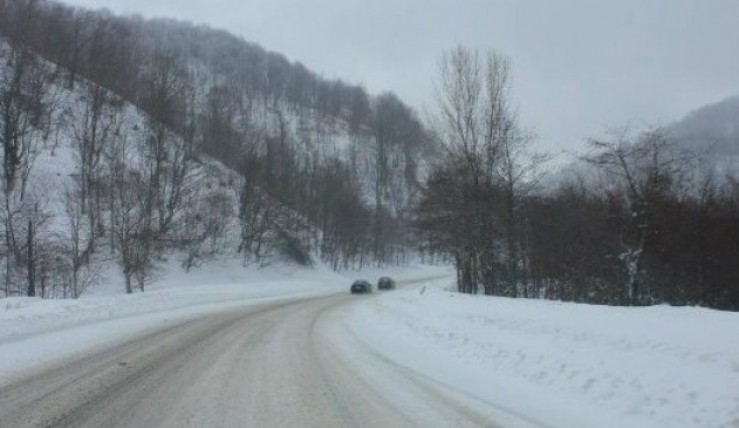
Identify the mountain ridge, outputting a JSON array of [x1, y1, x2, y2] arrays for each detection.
[[668, 94, 739, 156]]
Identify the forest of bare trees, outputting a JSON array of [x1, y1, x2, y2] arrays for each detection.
[[417, 47, 739, 311], [0, 0, 431, 298]]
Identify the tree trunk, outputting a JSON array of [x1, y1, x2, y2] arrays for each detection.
[[124, 270, 133, 294], [26, 217, 35, 297]]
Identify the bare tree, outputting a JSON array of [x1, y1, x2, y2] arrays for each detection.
[[107, 132, 152, 294], [66, 83, 124, 259], [238, 156, 275, 266], [0, 2, 56, 296], [585, 127, 692, 305], [60, 184, 103, 298], [424, 46, 532, 295], [140, 48, 193, 241], [181, 187, 234, 271]]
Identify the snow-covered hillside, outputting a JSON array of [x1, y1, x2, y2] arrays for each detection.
[[6, 49, 245, 297], [346, 280, 739, 428], [1, 1, 435, 300]]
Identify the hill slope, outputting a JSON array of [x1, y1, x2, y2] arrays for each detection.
[[0, 0, 434, 298], [669, 95, 739, 157]]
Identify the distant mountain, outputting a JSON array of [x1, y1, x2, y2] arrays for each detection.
[[545, 95, 739, 190], [668, 96, 739, 157]]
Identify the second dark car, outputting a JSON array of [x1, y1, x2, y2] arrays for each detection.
[[377, 276, 396, 290]]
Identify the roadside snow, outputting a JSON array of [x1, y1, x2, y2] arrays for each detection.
[[0, 258, 349, 386], [346, 280, 739, 428], [0, 259, 450, 389], [0, 258, 343, 340]]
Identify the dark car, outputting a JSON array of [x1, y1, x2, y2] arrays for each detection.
[[350, 280, 372, 294], [377, 276, 396, 290]]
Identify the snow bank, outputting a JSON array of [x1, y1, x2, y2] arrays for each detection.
[[346, 280, 739, 428]]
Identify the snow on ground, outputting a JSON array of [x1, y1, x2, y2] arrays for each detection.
[[10, 259, 731, 428], [0, 258, 449, 388], [345, 279, 739, 428], [0, 257, 347, 386]]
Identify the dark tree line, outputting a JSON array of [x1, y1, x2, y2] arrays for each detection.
[[417, 47, 739, 311]]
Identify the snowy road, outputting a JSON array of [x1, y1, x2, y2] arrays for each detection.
[[0, 286, 507, 428]]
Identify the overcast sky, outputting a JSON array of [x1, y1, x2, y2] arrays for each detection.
[[64, 0, 739, 154]]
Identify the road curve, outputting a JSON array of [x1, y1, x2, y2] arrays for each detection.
[[0, 290, 502, 428]]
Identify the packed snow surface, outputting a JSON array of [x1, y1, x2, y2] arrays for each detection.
[[346, 280, 739, 428]]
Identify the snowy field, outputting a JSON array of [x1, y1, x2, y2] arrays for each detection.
[[346, 279, 739, 428]]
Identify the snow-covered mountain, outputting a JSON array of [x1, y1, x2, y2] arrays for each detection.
[[668, 95, 739, 162]]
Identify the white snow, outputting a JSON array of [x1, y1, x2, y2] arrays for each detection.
[[345, 279, 739, 428], [0, 258, 450, 389], [3, 261, 735, 428], [0, 257, 349, 386]]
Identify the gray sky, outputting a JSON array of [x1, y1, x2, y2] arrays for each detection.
[[65, 0, 739, 154]]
